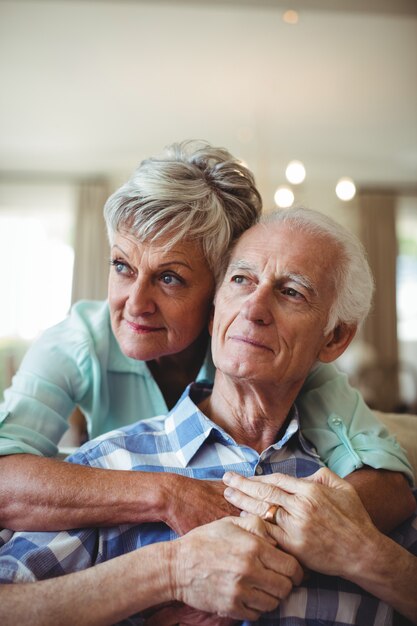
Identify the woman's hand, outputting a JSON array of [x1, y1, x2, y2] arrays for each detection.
[[161, 475, 240, 535], [167, 514, 304, 622], [223, 467, 382, 579]]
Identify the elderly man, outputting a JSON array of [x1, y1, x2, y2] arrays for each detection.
[[0, 207, 416, 626]]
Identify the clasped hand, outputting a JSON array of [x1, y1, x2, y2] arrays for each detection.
[[223, 467, 379, 578]]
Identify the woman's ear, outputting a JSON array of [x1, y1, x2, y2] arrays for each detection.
[[208, 304, 215, 336], [318, 323, 357, 363]]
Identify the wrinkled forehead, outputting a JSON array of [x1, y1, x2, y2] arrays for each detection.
[[225, 220, 340, 289]]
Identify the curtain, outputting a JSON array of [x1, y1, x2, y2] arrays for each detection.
[[71, 179, 110, 304], [359, 191, 399, 411]]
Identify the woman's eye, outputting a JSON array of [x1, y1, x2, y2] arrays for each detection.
[[231, 275, 248, 284], [110, 259, 133, 276], [111, 260, 126, 273], [159, 272, 183, 286]]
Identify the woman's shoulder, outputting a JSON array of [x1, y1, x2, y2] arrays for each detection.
[[21, 300, 111, 373]]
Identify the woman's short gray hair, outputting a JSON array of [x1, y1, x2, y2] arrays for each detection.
[[104, 140, 262, 277], [260, 207, 375, 333]]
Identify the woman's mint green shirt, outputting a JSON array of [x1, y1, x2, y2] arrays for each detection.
[[0, 300, 413, 482]]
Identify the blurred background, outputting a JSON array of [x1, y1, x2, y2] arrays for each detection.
[[0, 0, 416, 413]]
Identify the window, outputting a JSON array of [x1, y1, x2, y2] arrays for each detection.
[[0, 181, 76, 393], [396, 196, 417, 410], [397, 197, 417, 342]]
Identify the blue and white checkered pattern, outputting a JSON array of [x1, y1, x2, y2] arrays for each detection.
[[0, 382, 416, 626]]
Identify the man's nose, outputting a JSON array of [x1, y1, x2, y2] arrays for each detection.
[[240, 285, 273, 325], [126, 278, 157, 316]]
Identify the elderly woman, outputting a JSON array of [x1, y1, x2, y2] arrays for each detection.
[[0, 141, 412, 534], [1, 208, 415, 626]]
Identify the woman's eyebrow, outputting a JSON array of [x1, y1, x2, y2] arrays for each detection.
[[112, 244, 129, 257], [158, 260, 193, 270], [227, 260, 256, 273]]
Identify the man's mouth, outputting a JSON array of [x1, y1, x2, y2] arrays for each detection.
[[229, 334, 273, 352]]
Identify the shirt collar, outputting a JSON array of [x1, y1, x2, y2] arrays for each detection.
[[168, 383, 313, 467]]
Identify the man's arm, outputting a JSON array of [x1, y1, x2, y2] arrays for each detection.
[[223, 468, 417, 625], [0, 516, 304, 626], [0, 454, 237, 532]]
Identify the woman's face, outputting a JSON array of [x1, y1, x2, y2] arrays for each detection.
[[108, 231, 215, 361]]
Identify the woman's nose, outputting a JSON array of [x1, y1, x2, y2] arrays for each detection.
[[126, 279, 157, 316], [240, 286, 273, 325]]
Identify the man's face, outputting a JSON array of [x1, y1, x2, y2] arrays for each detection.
[[211, 221, 343, 387]]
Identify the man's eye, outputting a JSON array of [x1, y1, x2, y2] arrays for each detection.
[[160, 272, 183, 286], [282, 287, 301, 298]]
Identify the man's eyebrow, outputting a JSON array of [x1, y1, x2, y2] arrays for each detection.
[[227, 260, 318, 295], [283, 272, 318, 296]]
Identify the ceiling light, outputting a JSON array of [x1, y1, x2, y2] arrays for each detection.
[[285, 160, 306, 185], [335, 177, 356, 201], [274, 186, 294, 208], [282, 10, 299, 24]]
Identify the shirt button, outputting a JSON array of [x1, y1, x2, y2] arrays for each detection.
[[255, 466, 263, 475], [331, 417, 342, 426]]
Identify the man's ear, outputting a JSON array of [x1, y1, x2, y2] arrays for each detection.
[[318, 323, 357, 363]]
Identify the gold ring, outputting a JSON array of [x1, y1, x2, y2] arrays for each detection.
[[263, 504, 279, 523]]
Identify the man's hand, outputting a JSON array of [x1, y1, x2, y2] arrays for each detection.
[[161, 475, 240, 535], [223, 468, 383, 578], [166, 515, 304, 622]]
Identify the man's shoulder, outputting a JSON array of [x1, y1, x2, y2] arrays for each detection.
[[67, 383, 211, 469], [67, 413, 169, 467]]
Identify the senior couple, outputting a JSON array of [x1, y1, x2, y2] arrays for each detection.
[[0, 141, 416, 625]]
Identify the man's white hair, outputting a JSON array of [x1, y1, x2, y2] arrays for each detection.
[[260, 207, 374, 333]]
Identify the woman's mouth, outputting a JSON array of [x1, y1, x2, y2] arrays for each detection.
[[125, 320, 165, 334]]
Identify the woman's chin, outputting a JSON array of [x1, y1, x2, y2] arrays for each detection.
[[119, 339, 163, 362]]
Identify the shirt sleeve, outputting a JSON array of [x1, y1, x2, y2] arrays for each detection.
[[298, 362, 415, 484], [0, 527, 98, 583], [0, 314, 93, 458]]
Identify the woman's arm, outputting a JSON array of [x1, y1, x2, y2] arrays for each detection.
[[299, 363, 414, 482], [298, 362, 415, 530], [0, 454, 237, 532], [343, 466, 416, 532], [223, 468, 417, 625], [0, 516, 304, 626], [0, 301, 234, 533]]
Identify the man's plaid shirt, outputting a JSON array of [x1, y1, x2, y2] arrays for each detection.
[[0, 382, 416, 625]]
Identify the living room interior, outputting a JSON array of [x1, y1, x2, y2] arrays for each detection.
[[0, 0, 416, 466]]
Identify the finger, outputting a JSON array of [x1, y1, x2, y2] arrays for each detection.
[[225, 483, 297, 520], [240, 585, 282, 614], [305, 467, 346, 490], [224, 473, 287, 505], [262, 518, 298, 568], [227, 514, 276, 545], [224, 487, 272, 518], [258, 543, 304, 587], [224, 471, 313, 498]]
